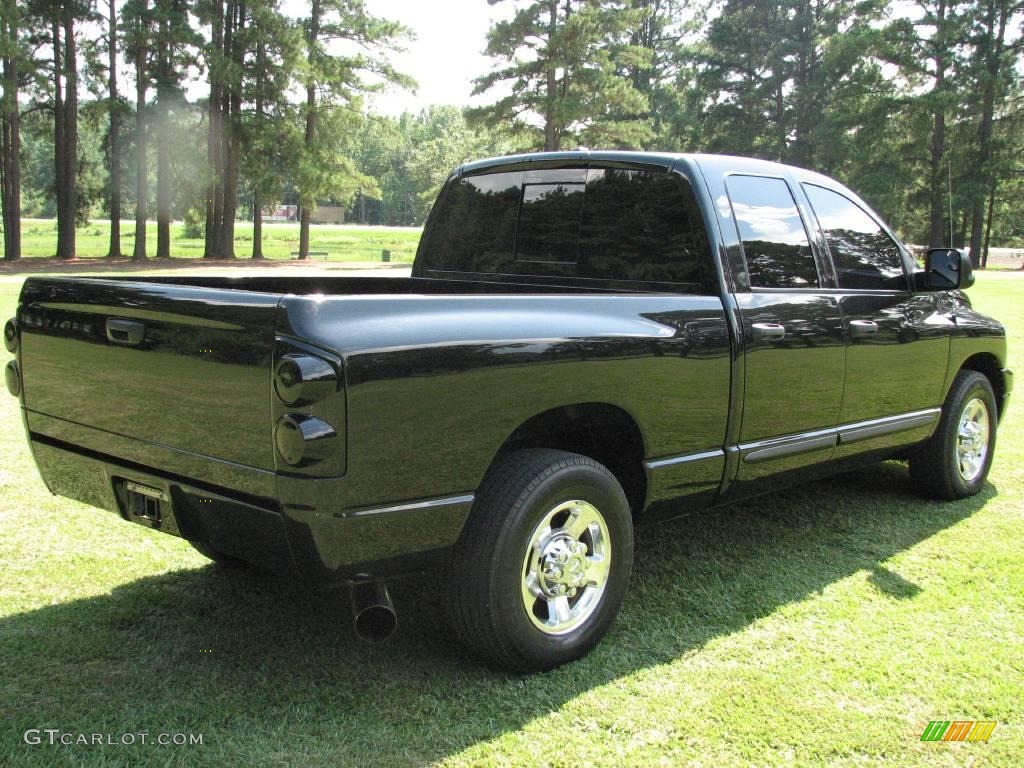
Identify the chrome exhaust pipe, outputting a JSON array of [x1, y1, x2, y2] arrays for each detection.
[[350, 581, 397, 642]]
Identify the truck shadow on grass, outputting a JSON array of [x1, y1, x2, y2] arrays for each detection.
[[0, 461, 994, 766]]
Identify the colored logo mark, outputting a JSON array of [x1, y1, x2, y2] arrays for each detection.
[[921, 720, 996, 742]]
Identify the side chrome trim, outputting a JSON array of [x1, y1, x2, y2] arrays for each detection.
[[338, 493, 475, 519], [738, 407, 942, 465], [744, 434, 836, 464], [838, 408, 940, 445], [644, 448, 725, 471]]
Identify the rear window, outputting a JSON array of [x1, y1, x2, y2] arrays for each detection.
[[725, 175, 818, 288], [516, 172, 587, 265], [420, 165, 711, 291], [422, 171, 521, 273], [580, 168, 706, 284]]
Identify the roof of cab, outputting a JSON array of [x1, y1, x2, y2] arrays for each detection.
[[457, 150, 823, 180]]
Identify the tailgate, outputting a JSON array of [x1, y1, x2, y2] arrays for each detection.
[[17, 277, 280, 470]]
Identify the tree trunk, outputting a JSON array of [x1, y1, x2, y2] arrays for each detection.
[[251, 38, 264, 260], [59, 3, 78, 259], [981, 178, 996, 268], [298, 0, 320, 260], [156, 6, 170, 259], [204, 0, 223, 258], [1, 4, 21, 261], [252, 190, 263, 259], [967, 0, 1008, 268], [543, 1, 558, 151], [790, 0, 816, 168], [927, 0, 948, 248], [107, 0, 122, 257], [53, 19, 66, 258], [298, 78, 314, 260], [133, 0, 148, 260], [218, 0, 243, 259]]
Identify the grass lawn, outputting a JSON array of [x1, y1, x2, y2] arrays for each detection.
[[4, 219, 421, 263], [0, 270, 1021, 766]]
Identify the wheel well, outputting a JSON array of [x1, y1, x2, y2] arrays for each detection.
[[960, 353, 1005, 417], [497, 404, 647, 514]]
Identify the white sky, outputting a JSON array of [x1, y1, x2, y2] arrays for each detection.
[[366, 0, 509, 115], [277, 0, 511, 116]]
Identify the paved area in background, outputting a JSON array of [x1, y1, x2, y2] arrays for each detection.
[[0, 260, 412, 281]]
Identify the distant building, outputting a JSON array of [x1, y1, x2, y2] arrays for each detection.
[[310, 206, 346, 225], [263, 204, 297, 222]]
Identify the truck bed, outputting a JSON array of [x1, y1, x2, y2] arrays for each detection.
[[15, 272, 732, 580]]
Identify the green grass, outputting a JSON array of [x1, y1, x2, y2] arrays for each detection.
[[0, 271, 1022, 766], [4, 219, 421, 262]]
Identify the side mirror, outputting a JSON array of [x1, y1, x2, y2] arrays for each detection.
[[917, 248, 974, 291]]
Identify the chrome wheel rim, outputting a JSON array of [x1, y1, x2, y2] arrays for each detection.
[[521, 500, 610, 636], [956, 397, 990, 483]]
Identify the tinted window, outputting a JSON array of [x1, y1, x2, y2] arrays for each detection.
[[420, 165, 712, 291], [516, 182, 586, 264], [580, 168, 707, 285], [421, 171, 522, 273], [803, 184, 905, 290], [726, 175, 818, 288]]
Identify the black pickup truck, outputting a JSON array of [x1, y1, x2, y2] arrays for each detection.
[[4, 152, 1011, 671]]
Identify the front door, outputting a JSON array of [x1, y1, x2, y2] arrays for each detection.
[[800, 183, 951, 456]]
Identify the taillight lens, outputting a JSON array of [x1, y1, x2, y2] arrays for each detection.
[[272, 339, 345, 476]]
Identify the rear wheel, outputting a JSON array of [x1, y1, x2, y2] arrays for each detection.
[[910, 370, 997, 499], [444, 449, 633, 672]]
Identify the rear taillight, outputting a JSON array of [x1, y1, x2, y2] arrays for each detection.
[[4, 318, 17, 397], [5, 360, 20, 397], [4, 318, 16, 353], [272, 339, 345, 476], [274, 354, 337, 406]]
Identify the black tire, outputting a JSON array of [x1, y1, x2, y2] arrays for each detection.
[[910, 370, 997, 500], [188, 540, 249, 568], [444, 449, 633, 672]]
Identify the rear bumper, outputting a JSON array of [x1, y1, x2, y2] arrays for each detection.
[[31, 435, 297, 576], [26, 416, 472, 583]]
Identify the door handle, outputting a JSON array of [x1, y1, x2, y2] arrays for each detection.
[[750, 322, 786, 342], [106, 318, 145, 346], [849, 320, 878, 338]]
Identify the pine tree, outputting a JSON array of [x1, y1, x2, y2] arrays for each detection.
[[123, 0, 150, 260], [104, 0, 124, 257], [48, 0, 92, 259], [965, 0, 1023, 266], [240, 1, 300, 259], [295, 0, 411, 260], [471, 0, 652, 151], [694, 0, 889, 167], [153, 0, 196, 258], [0, 0, 22, 260]]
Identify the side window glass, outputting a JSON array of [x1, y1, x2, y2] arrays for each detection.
[[579, 168, 708, 286], [803, 184, 906, 290], [725, 175, 818, 288]]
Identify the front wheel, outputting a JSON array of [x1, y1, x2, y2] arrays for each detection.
[[444, 449, 633, 672], [910, 370, 997, 499]]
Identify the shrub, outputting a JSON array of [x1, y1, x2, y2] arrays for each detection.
[[182, 207, 204, 239]]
